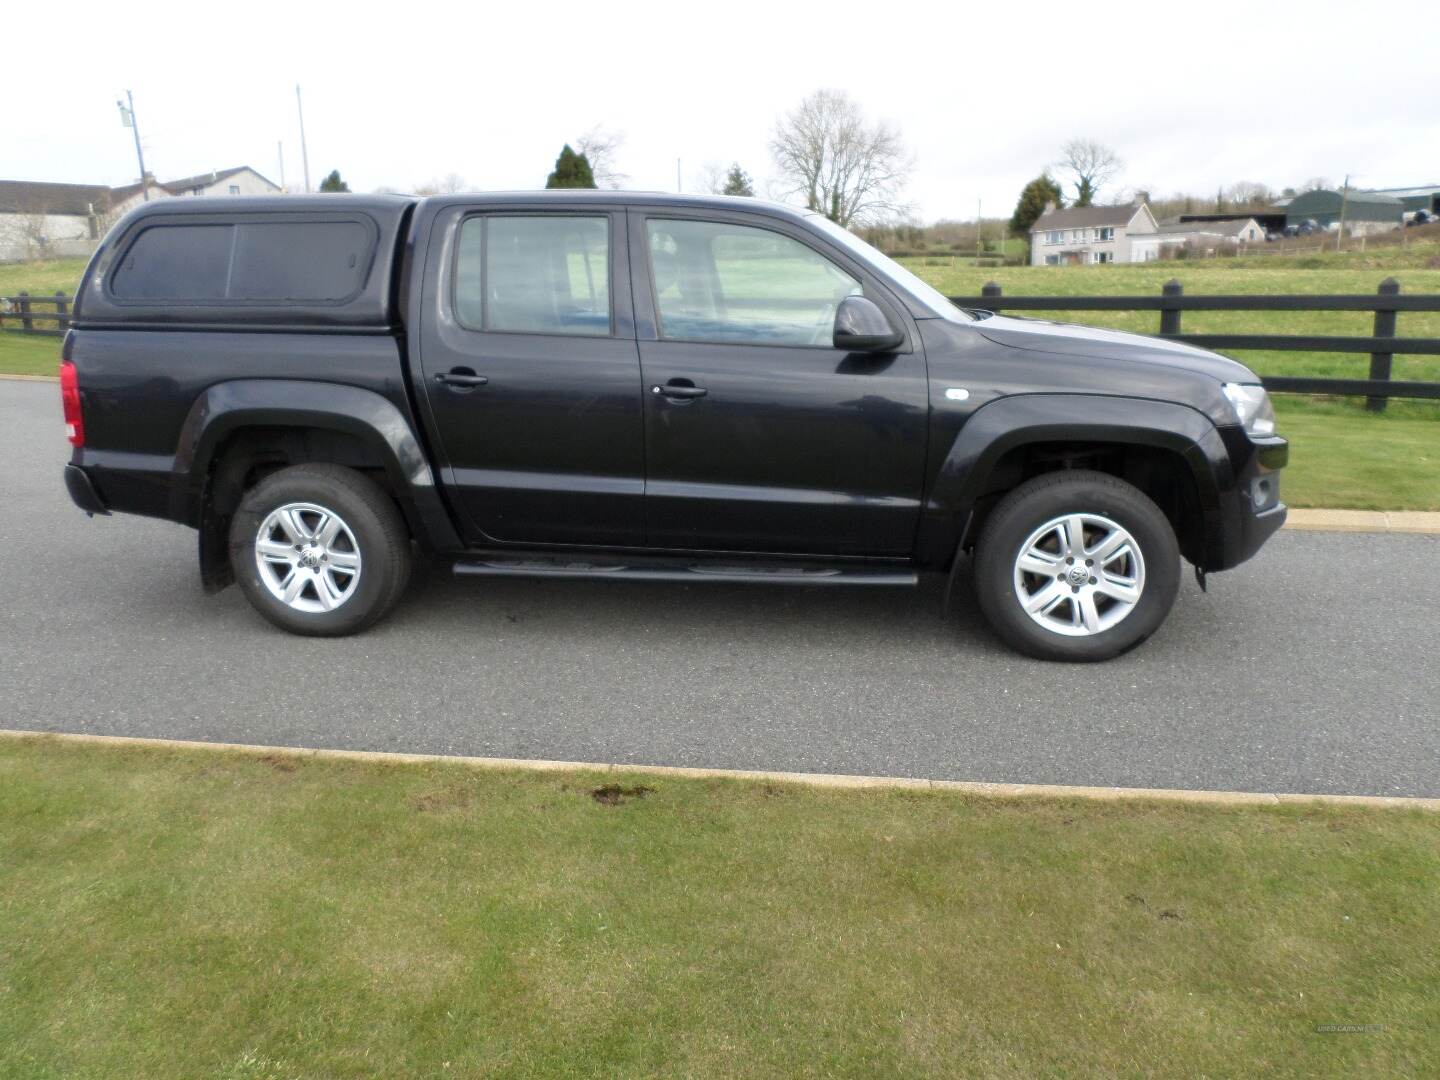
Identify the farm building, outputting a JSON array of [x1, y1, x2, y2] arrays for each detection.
[[1029, 202, 1160, 265], [1284, 189, 1402, 234], [1134, 218, 1266, 259], [0, 181, 139, 263], [1178, 209, 1287, 234], [0, 167, 281, 262], [1362, 184, 1440, 219]]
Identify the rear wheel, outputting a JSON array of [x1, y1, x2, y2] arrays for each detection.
[[229, 464, 411, 636], [973, 470, 1180, 662]]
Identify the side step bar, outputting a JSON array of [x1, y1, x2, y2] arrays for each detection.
[[453, 558, 917, 587]]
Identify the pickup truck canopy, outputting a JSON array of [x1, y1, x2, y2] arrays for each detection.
[[73, 194, 416, 330]]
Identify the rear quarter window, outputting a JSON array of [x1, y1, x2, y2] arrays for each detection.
[[109, 218, 374, 303]]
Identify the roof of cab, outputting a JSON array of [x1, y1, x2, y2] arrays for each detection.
[[117, 191, 417, 221]]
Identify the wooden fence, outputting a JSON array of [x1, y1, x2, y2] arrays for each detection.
[[951, 278, 1440, 411], [0, 292, 72, 336]]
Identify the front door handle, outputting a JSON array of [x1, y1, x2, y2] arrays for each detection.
[[435, 370, 489, 389], [652, 382, 707, 400]]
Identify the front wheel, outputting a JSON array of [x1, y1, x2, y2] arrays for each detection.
[[229, 464, 412, 636], [973, 470, 1180, 662]]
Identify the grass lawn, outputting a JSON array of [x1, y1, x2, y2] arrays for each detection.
[[1, 736, 1436, 1078], [0, 258, 85, 376], [0, 329, 63, 376], [0, 257, 88, 298], [1275, 397, 1440, 510]]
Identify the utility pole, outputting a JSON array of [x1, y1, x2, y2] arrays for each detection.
[[277, 141, 286, 193], [676, 158, 682, 193], [296, 84, 312, 194], [978, 198, 983, 257], [1336, 173, 1350, 253], [117, 90, 149, 201]]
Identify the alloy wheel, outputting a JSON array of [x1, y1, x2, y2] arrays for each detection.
[[254, 502, 362, 613], [1012, 513, 1146, 637]]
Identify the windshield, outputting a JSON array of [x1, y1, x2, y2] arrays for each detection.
[[806, 214, 973, 322]]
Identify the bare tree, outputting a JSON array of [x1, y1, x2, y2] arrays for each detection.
[[576, 127, 628, 190], [1225, 181, 1274, 208], [695, 161, 726, 195], [411, 173, 470, 196], [1056, 139, 1123, 207], [769, 89, 912, 227], [7, 194, 54, 260]]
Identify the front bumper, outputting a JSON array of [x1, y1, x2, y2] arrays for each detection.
[[64, 464, 110, 516], [1212, 434, 1287, 570]]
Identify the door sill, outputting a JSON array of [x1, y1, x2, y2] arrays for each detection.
[[452, 553, 917, 587]]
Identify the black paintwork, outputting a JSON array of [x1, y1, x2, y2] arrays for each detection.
[[63, 190, 1287, 583]]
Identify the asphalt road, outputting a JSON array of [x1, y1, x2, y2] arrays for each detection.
[[2, 379, 1437, 797]]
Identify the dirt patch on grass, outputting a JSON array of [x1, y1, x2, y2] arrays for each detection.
[[414, 787, 472, 813], [591, 784, 654, 806], [257, 754, 299, 774]]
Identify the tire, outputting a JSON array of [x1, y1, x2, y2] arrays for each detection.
[[973, 470, 1180, 662], [229, 464, 412, 636]]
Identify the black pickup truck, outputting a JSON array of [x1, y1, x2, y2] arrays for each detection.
[[60, 192, 1287, 661]]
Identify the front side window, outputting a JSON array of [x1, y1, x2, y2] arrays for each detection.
[[1097, 227, 1115, 241], [455, 215, 610, 335], [646, 219, 859, 346]]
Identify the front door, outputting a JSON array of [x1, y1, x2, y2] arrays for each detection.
[[631, 212, 928, 556], [416, 208, 645, 547]]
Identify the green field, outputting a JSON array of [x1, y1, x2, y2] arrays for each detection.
[[899, 256, 1440, 383], [2, 735, 1436, 1078], [0, 257, 86, 297], [0, 258, 84, 375]]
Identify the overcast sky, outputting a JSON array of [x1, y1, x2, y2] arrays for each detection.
[[7, 0, 1437, 222]]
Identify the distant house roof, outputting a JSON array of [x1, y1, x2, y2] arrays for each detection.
[[1159, 218, 1259, 238], [1032, 204, 1144, 231], [1361, 184, 1440, 198], [0, 166, 281, 218], [163, 165, 278, 193], [0, 180, 116, 215]]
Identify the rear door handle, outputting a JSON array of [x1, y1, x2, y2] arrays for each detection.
[[435, 371, 489, 388], [652, 382, 707, 399]]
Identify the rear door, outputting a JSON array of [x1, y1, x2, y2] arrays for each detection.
[[629, 209, 929, 556], [415, 204, 644, 547]]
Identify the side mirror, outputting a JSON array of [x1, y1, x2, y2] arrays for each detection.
[[833, 295, 903, 353]]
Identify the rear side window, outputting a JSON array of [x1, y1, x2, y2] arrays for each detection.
[[110, 219, 373, 302], [454, 215, 610, 336]]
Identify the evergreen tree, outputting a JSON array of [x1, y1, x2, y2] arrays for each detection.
[[1009, 173, 1064, 236], [722, 163, 754, 197], [318, 170, 350, 193], [545, 145, 597, 189]]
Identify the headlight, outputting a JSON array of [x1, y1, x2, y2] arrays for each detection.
[[1222, 383, 1277, 438]]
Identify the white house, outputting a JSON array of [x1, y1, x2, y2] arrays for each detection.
[[160, 166, 281, 199], [1146, 217, 1265, 258], [0, 167, 282, 262], [1029, 202, 1160, 265], [0, 181, 123, 262]]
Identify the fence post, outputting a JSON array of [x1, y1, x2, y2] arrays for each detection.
[[18, 291, 32, 333], [981, 282, 1002, 308], [54, 291, 69, 333], [1367, 278, 1400, 413], [1160, 279, 1183, 336]]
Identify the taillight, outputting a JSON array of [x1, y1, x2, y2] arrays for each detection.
[[59, 360, 84, 447]]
